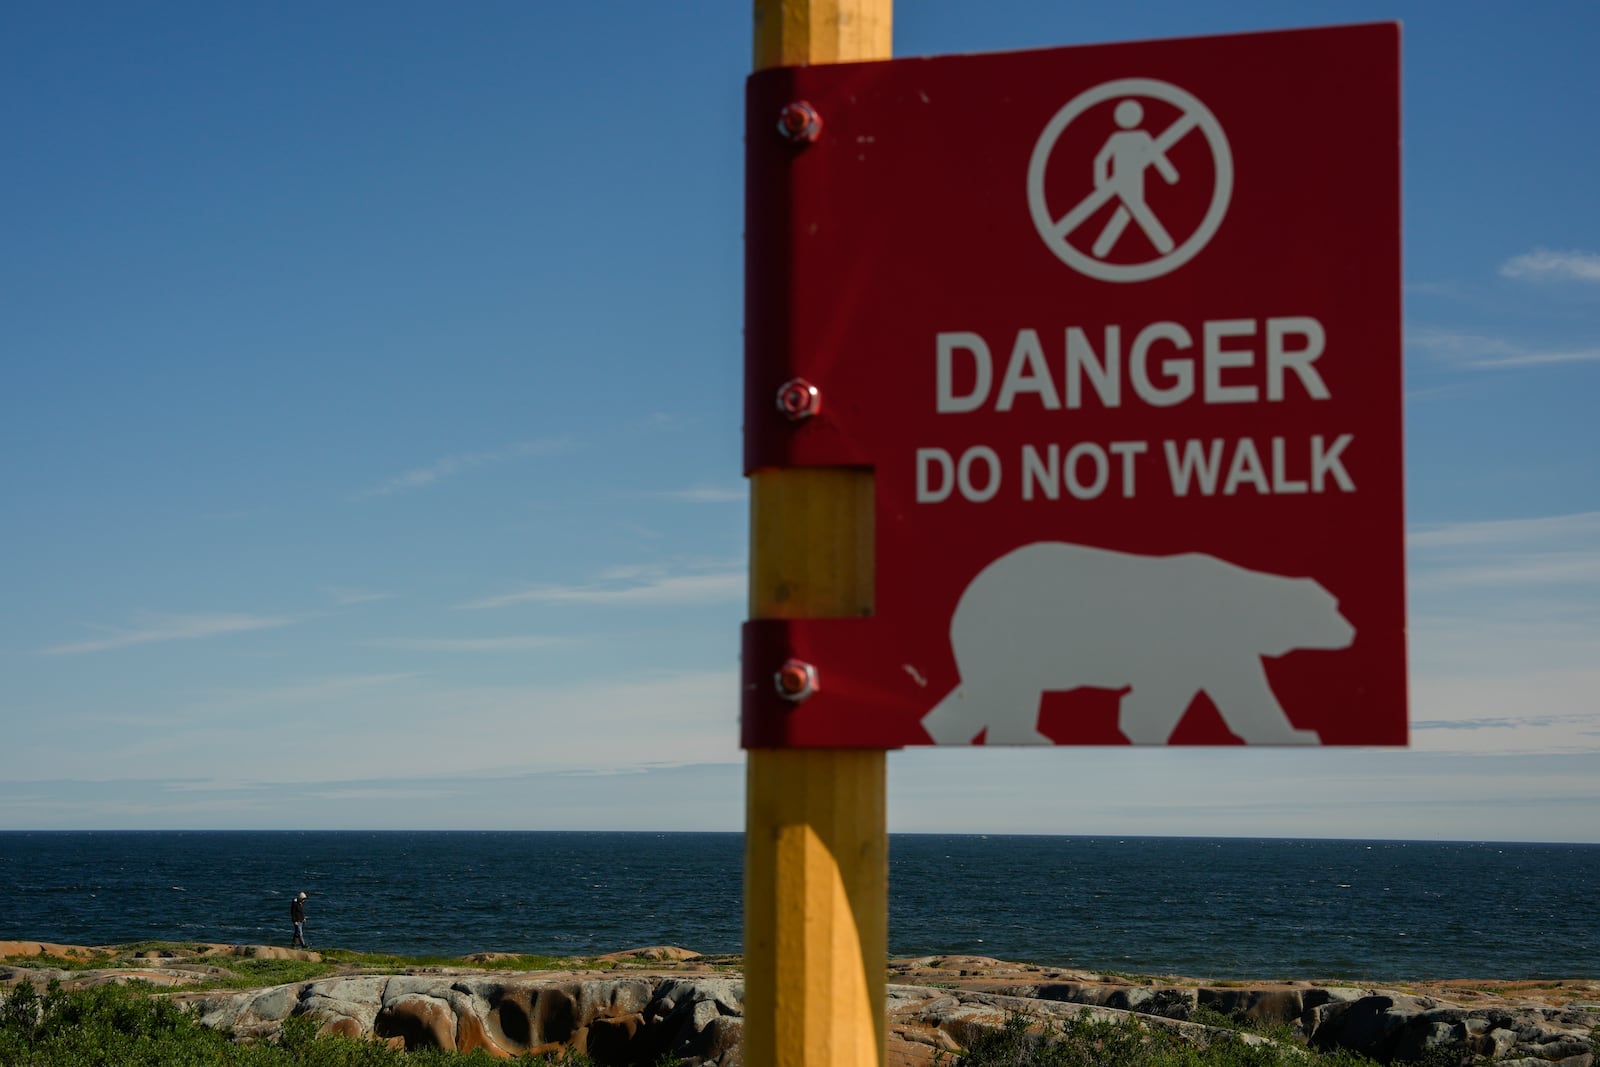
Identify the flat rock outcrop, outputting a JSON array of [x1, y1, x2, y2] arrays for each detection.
[[179, 968, 1597, 1067], [4, 942, 1595, 1066], [184, 973, 745, 1065], [884, 956, 1599, 1067]]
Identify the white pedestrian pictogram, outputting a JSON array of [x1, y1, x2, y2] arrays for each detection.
[[1090, 99, 1178, 257], [1027, 78, 1232, 283]]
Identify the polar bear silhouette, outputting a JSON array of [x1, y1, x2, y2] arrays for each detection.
[[920, 541, 1354, 746]]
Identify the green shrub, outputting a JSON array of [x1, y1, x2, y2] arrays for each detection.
[[951, 1011, 1155, 1067], [0, 980, 599, 1065], [0, 978, 234, 1066], [946, 1008, 1384, 1067], [1188, 1004, 1246, 1031], [1399, 1047, 1476, 1067]]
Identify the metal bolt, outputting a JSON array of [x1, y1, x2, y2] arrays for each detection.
[[776, 378, 821, 421], [777, 100, 823, 144], [774, 658, 819, 703]]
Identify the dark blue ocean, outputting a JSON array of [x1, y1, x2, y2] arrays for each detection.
[[3, 833, 1596, 980]]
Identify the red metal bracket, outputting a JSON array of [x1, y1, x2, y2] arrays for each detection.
[[741, 618, 933, 749], [744, 64, 884, 475]]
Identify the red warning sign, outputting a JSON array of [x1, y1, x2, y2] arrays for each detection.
[[743, 23, 1405, 748]]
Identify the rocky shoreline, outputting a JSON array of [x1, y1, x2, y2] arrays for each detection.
[[3, 940, 1596, 1066]]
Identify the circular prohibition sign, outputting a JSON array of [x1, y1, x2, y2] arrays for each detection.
[[1027, 77, 1233, 284]]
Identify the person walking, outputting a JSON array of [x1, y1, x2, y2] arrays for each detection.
[[290, 891, 310, 949]]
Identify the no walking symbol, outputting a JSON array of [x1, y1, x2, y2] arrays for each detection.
[[1028, 78, 1233, 283]]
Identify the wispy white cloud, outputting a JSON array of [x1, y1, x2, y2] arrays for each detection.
[[306, 787, 460, 802], [647, 486, 746, 504], [1408, 512, 1600, 591], [1406, 327, 1600, 369], [160, 779, 272, 793], [37, 612, 298, 656], [0, 669, 742, 787], [193, 673, 420, 709], [460, 570, 744, 610], [327, 588, 393, 606], [356, 438, 569, 499], [1407, 511, 1600, 548], [1409, 608, 1600, 691], [1409, 669, 1600, 755], [1499, 247, 1600, 283], [1410, 553, 1600, 590], [1468, 348, 1600, 369], [593, 559, 742, 581], [1402, 382, 1470, 402], [0, 791, 276, 822], [364, 635, 572, 652], [890, 745, 1600, 840], [1403, 510, 1600, 754], [594, 564, 667, 581]]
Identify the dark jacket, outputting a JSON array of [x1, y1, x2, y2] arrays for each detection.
[[291, 898, 306, 924]]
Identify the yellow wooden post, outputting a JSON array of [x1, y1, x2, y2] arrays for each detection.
[[746, 3, 892, 1066]]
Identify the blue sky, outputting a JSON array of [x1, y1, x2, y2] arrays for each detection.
[[3, 1, 1596, 840]]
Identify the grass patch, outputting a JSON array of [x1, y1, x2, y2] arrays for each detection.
[[316, 949, 581, 972], [209, 957, 339, 989], [470, 953, 580, 972], [5, 945, 633, 987], [114, 940, 215, 955], [1092, 970, 1161, 985], [4, 941, 221, 968], [1, 951, 116, 972]]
